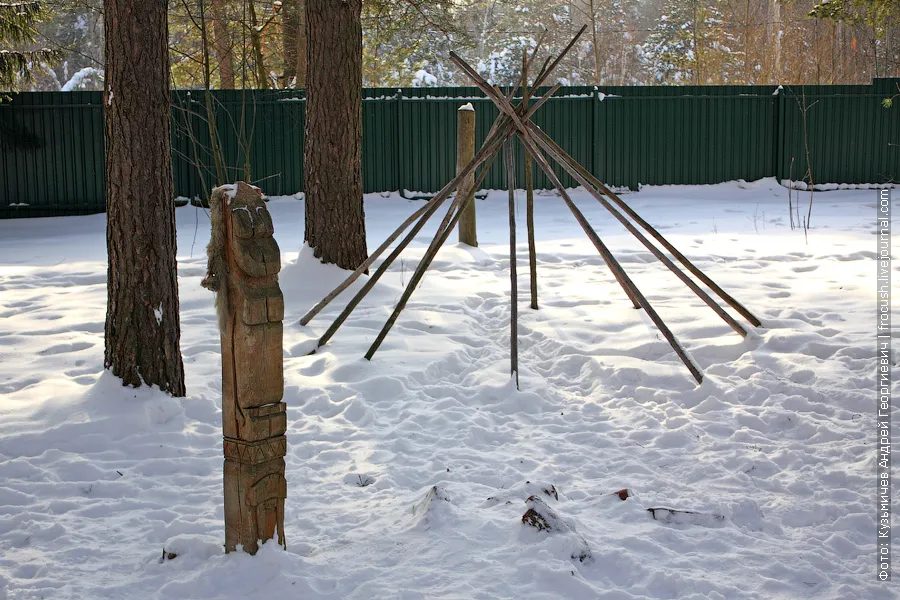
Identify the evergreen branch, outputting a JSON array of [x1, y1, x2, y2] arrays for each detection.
[[404, 0, 450, 40], [0, 1, 41, 20], [0, 1, 40, 44], [0, 48, 58, 87]]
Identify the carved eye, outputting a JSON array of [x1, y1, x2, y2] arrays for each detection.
[[232, 208, 255, 239], [253, 209, 275, 237]]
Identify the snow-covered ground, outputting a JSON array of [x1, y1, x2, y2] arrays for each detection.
[[0, 179, 895, 599]]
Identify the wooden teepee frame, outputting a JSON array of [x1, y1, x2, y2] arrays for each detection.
[[300, 27, 763, 386]]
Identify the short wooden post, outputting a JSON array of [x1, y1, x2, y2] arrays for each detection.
[[202, 181, 287, 555], [457, 103, 477, 247]]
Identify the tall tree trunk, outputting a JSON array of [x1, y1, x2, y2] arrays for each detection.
[[210, 0, 235, 88], [296, 2, 307, 88], [590, 0, 601, 85], [744, 0, 752, 83], [773, 0, 782, 79], [814, 18, 821, 84], [104, 0, 186, 396], [199, 0, 226, 185], [248, 0, 269, 88], [304, 0, 367, 270], [282, 0, 308, 87], [691, 3, 702, 84], [872, 25, 880, 78]]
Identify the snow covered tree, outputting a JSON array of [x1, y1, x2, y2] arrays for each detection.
[[18, 0, 104, 91], [639, 0, 738, 84], [360, 0, 467, 87], [809, 0, 898, 29], [0, 1, 56, 90], [463, 2, 580, 86], [809, 0, 899, 76], [362, 0, 431, 87], [568, 0, 639, 85], [104, 0, 186, 396]]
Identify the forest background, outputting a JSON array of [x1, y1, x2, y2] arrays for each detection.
[[19, 0, 900, 93]]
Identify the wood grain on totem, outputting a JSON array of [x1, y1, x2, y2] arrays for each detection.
[[217, 181, 287, 555]]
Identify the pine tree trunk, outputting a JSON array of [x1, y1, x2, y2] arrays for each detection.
[[247, 0, 269, 88], [303, 0, 367, 270], [282, 0, 308, 88], [296, 4, 307, 88], [211, 0, 235, 89], [590, 1, 601, 86], [773, 0, 782, 79], [104, 0, 186, 397]]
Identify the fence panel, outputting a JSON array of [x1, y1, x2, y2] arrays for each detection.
[[777, 89, 900, 185], [596, 94, 775, 189], [363, 94, 397, 192], [0, 91, 104, 217], [170, 90, 306, 200], [400, 96, 463, 194], [1, 80, 898, 218]]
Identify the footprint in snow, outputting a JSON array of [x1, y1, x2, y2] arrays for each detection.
[[344, 473, 376, 487]]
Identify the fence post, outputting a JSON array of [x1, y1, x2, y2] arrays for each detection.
[[395, 89, 404, 194], [773, 85, 784, 183], [592, 86, 601, 181], [457, 102, 477, 247]]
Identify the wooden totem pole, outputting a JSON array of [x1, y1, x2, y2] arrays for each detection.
[[202, 182, 287, 554]]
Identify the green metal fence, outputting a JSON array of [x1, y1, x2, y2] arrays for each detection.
[[776, 84, 900, 186], [1, 79, 897, 218]]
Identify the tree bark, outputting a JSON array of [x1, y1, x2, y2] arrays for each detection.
[[247, 0, 269, 88], [210, 0, 235, 89], [304, 0, 367, 270], [773, 0, 782, 79], [282, 0, 308, 88], [104, 0, 186, 396], [590, 0, 601, 86]]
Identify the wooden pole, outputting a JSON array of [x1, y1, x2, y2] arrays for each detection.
[[526, 124, 749, 337], [316, 194, 452, 349], [515, 25, 587, 90], [457, 103, 477, 247], [299, 83, 561, 327], [318, 33, 586, 358], [448, 54, 642, 311], [362, 85, 631, 362], [519, 139, 703, 383], [362, 169, 487, 361], [527, 129, 762, 328], [505, 139, 520, 388], [447, 61, 702, 382], [208, 182, 288, 554], [525, 152, 537, 310], [522, 49, 538, 311], [317, 141, 507, 350], [300, 189, 445, 326], [310, 83, 566, 349], [533, 55, 553, 87], [517, 135, 703, 382], [364, 191, 467, 361], [360, 117, 533, 360]]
